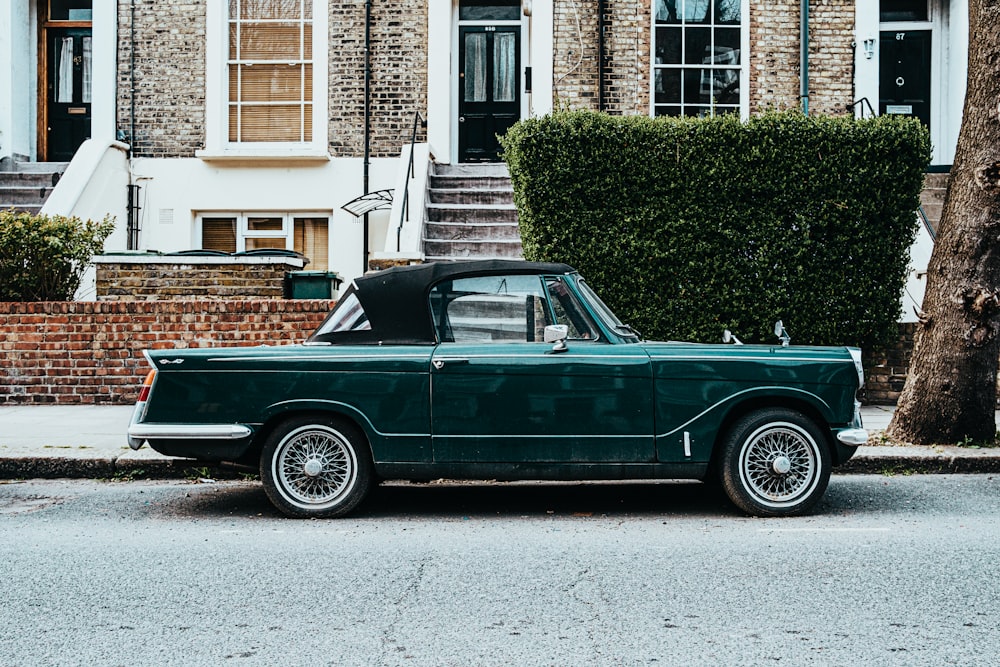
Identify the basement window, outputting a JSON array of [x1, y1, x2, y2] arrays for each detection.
[[199, 213, 330, 270]]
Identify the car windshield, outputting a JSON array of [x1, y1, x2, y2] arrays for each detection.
[[577, 279, 639, 341], [310, 290, 371, 336]]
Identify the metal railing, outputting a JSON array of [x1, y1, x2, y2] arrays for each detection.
[[847, 97, 877, 118], [398, 111, 427, 251]]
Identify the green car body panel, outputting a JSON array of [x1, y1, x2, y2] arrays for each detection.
[[129, 260, 865, 487]]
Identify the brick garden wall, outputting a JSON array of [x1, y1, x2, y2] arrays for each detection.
[[0, 301, 333, 405], [95, 261, 303, 300]]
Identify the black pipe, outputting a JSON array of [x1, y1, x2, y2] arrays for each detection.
[[598, 0, 605, 111], [363, 0, 372, 272]]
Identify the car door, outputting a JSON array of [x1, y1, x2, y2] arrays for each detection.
[[428, 274, 654, 464]]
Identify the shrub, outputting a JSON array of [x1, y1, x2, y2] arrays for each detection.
[[0, 209, 115, 301], [500, 110, 930, 350]]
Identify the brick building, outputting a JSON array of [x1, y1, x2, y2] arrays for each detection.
[[0, 1, 966, 287]]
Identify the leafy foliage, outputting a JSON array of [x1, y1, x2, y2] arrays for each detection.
[[0, 209, 114, 301], [501, 110, 930, 349]]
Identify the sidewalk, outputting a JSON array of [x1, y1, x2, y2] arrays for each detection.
[[0, 404, 998, 479]]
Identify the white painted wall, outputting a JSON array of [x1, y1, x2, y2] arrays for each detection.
[[122, 156, 398, 284], [855, 0, 966, 166], [0, 1, 35, 160]]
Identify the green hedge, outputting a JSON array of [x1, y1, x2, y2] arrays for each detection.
[[501, 110, 930, 349], [0, 210, 114, 301]]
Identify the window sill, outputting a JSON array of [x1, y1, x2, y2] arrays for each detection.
[[195, 148, 331, 163]]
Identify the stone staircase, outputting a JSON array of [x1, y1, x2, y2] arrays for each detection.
[[423, 163, 523, 261], [0, 158, 68, 215], [919, 172, 949, 237]]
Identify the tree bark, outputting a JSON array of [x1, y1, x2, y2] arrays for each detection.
[[887, 0, 1000, 445]]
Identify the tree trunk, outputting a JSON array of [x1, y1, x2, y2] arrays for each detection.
[[887, 0, 1000, 445]]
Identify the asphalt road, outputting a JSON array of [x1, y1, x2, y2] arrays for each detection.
[[1, 475, 998, 666]]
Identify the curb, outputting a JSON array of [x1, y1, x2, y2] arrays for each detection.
[[1, 453, 998, 481], [0, 457, 251, 481]]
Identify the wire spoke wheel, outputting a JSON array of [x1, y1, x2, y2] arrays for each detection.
[[276, 426, 355, 506], [739, 423, 819, 507], [261, 417, 372, 518], [721, 409, 830, 517]]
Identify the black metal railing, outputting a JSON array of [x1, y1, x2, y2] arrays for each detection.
[[397, 111, 427, 251], [846, 97, 877, 119]]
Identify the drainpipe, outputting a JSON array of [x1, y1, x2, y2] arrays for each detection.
[[597, 0, 605, 111], [800, 0, 809, 115], [128, 0, 137, 249], [362, 0, 372, 272]]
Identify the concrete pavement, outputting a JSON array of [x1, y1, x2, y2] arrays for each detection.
[[0, 404, 998, 479]]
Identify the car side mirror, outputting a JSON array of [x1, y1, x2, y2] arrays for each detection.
[[774, 320, 791, 347], [544, 324, 569, 352]]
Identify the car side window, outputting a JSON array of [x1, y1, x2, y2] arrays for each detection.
[[430, 275, 553, 343], [544, 276, 598, 340]]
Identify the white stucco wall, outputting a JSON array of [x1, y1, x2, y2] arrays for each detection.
[[121, 156, 398, 284], [0, 1, 35, 160]]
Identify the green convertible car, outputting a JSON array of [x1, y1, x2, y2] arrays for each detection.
[[127, 260, 868, 518]]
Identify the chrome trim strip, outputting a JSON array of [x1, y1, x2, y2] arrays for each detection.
[[656, 386, 832, 439], [204, 354, 432, 363], [127, 423, 253, 440], [836, 428, 869, 446]]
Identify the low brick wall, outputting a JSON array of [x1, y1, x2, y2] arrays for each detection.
[[93, 256, 308, 300], [0, 300, 333, 405], [862, 323, 917, 405]]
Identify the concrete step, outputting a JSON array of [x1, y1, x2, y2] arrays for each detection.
[[0, 170, 62, 187], [427, 203, 518, 224], [428, 188, 514, 205], [429, 175, 514, 190], [0, 186, 55, 205], [425, 220, 521, 241], [0, 204, 43, 215], [423, 238, 523, 259], [434, 163, 510, 177]]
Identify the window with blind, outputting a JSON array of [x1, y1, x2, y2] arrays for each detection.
[[200, 213, 329, 270], [228, 0, 313, 143]]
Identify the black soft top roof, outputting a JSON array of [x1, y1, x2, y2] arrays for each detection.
[[310, 259, 576, 345]]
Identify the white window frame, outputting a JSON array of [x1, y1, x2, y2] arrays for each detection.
[[199, 0, 329, 160], [196, 212, 330, 256], [649, 0, 750, 119]]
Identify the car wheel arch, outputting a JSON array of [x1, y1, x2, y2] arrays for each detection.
[[252, 405, 376, 462], [705, 395, 833, 480]]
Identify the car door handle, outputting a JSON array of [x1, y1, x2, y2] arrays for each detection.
[[433, 358, 469, 370]]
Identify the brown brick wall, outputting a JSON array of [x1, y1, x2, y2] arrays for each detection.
[[553, 0, 600, 108], [749, 1, 854, 115], [0, 300, 333, 405], [95, 262, 305, 301], [328, 0, 429, 157], [116, 0, 207, 158], [805, 1, 855, 116], [603, 0, 651, 114]]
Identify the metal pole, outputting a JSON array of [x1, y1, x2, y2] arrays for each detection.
[[363, 0, 372, 272], [800, 0, 809, 115]]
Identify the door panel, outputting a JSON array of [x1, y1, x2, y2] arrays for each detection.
[[430, 343, 654, 463], [879, 30, 931, 130], [47, 28, 92, 162], [458, 26, 520, 163]]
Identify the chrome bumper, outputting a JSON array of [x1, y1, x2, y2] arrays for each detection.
[[128, 422, 252, 450]]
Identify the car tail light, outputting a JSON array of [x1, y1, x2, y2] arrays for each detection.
[[137, 369, 156, 403]]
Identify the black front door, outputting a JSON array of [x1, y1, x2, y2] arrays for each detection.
[[458, 26, 520, 163], [47, 27, 92, 162], [879, 30, 931, 130]]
